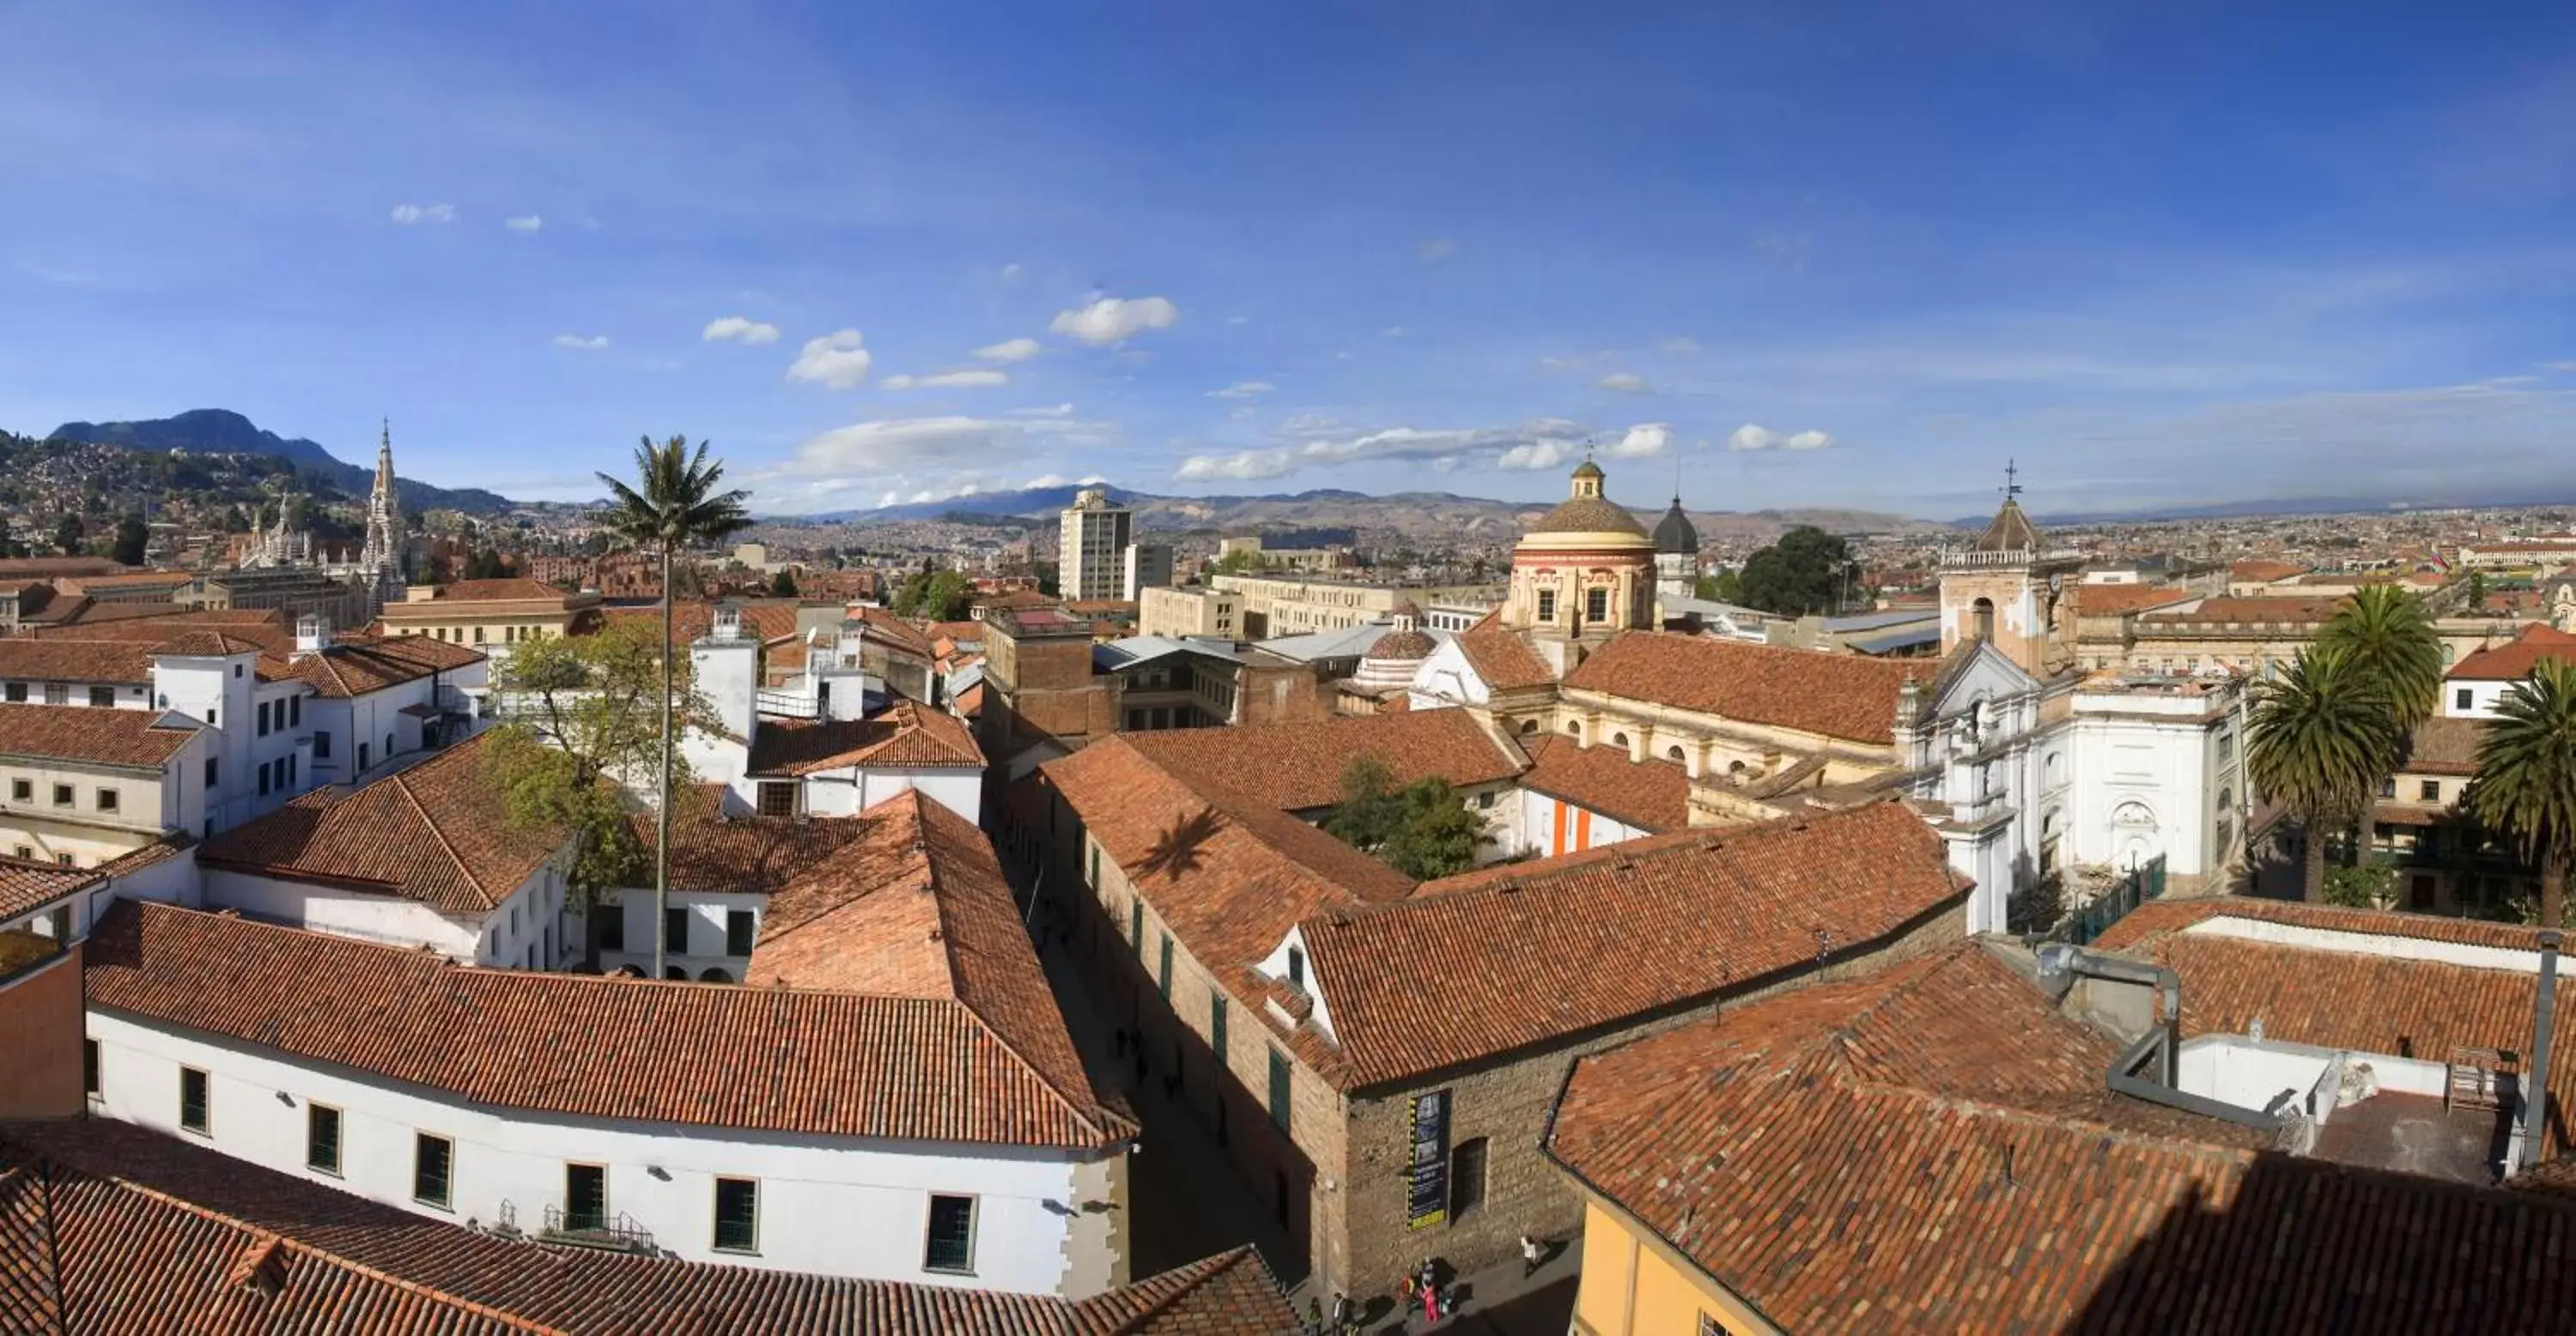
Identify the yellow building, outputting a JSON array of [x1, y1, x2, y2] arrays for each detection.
[[379, 577, 602, 647]]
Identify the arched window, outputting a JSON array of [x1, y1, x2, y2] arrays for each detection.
[[1519, 719, 1539, 735], [1565, 721, 1583, 740], [698, 967, 732, 984], [1666, 746, 1686, 762], [1970, 597, 1996, 641], [664, 967, 687, 981], [1611, 732, 1629, 747]]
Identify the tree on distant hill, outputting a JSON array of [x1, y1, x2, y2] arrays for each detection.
[[2466, 659, 2576, 928], [1735, 526, 1850, 616], [769, 568, 799, 598], [110, 513, 148, 567], [52, 514, 82, 556], [462, 549, 508, 581], [222, 505, 251, 533]]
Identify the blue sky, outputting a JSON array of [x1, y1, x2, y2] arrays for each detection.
[[3, 1, 2573, 519]]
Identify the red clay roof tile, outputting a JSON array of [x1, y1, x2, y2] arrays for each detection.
[[1562, 631, 1936, 745]]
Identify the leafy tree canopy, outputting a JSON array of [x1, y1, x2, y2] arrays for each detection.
[[1323, 756, 1486, 879], [1735, 525, 1851, 616], [892, 568, 975, 620]]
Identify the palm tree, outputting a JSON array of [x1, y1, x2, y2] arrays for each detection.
[[2318, 584, 2445, 733], [2465, 659, 2576, 927], [596, 436, 751, 979], [2247, 645, 2401, 904]]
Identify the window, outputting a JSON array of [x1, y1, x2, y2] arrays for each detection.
[[564, 1163, 608, 1232], [726, 909, 756, 956], [204, 757, 219, 788], [258, 701, 271, 736], [1, 683, 19, 701], [925, 1194, 977, 1273], [756, 781, 797, 817], [1087, 841, 1100, 889], [358, 743, 370, 770], [2421, 780, 2442, 803], [2379, 777, 2397, 799], [714, 1178, 760, 1253], [1285, 945, 1305, 991], [415, 1133, 453, 1207], [1211, 993, 1228, 1064], [599, 904, 625, 951], [9, 779, 28, 801], [1584, 587, 1608, 623], [95, 787, 118, 813], [2458, 688, 2475, 710], [82, 1039, 98, 1096], [53, 853, 71, 868], [1535, 588, 1556, 622], [1449, 1136, 1489, 1219], [665, 907, 689, 956], [179, 1067, 210, 1133], [13, 846, 31, 859], [258, 765, 270, 797], [1159, 932, 1175, 999], [474, 626, 487, 644], [385, 733, 394, 758], [289, 695, 301, 726], [52, 784, 72, 807], [1476, 789, 1494, 810], [313, 730, 331, 758], [88, 685, 112, 707], [1268, 1050, 1292, 1133], [1130, 899, 1145, 952], [43, 683, 67, 705], [307, 1103, 343, 1175]]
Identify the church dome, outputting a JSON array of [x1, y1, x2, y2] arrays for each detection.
[[1651, 497, 1699, 555], [1364, 626, 1437, 661], [1530, 495, 1650, 537]]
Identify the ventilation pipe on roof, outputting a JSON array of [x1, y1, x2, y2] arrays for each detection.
[[2036, 942, 2284, 1133], [2513, 930, 2562, 1175]]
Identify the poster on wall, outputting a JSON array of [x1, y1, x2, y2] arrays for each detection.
[[1406, 1089, 1450, 1230]]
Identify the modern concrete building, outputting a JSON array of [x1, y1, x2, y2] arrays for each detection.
[[1057, 488, 1132, 603]]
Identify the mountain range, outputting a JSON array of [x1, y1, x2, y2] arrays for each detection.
[[48, 410, 513, 513]]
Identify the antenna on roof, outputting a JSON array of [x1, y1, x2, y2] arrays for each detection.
[[2003, 458, 2022, 500]]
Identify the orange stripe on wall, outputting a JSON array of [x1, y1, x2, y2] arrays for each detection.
[[1552, 799, 1568, 858], [1574, 808, 1592, 853]]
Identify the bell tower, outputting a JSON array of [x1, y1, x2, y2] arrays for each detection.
[[1939, 461, 2078, 676]]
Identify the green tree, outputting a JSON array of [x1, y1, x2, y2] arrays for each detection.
[[1735, 526, 1851, 616], [595, 435, 752, 979], [769, 568, 799, 598], [2318, 585, 2444, 735], [1382, 777, 1484, 879], [1693, 570, 1743, 604], [1324, 756, 1406, 853], [110, 513, 148, 567], [2466, 570, 2489, 612], [2247, 646, 2402, 904], [893, 568, 974, 620], [463, 549, 508, 581], [52, 513, 82, 556], [2464, 659, 2576, 928]]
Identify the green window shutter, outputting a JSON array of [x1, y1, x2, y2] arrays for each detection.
[[1268, 1050, 1292, 1133], [1131, 900, 1145, 955], [1211, 995, 1228, 1066], [1159, 933, 1174, 999]]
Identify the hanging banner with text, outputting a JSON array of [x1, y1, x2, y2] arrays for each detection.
[[1406, 1089, 1450, 1230]]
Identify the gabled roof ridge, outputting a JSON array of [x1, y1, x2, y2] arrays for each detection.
[[1400, 798, 1912, 907], [1074, 1244, 1275, 1333], [390, 762, 495, 906], [13, 1145, 568, 1334]]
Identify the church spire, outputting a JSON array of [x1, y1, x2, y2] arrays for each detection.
[[359, 417, 405, 608]]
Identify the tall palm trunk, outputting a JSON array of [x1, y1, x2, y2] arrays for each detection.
[[653, 544, 673, 980], [2301, 821, 2325, 904], [2547, 845, 2567, 931]]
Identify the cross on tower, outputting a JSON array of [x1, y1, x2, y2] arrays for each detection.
[[2003, 458, 2022, 499]]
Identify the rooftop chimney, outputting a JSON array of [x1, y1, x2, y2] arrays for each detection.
[[2518, 930, 2563, 1174]]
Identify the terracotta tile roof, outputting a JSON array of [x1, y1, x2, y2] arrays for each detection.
[[0, 702, 200, 769], [1545, 943, 2576, 1334], [1118, 709, 1522, 812], [196, 734, 565, 914], [84, 899, 1130, 1150], [2092, 896, 2561, 955], [1452, 614, 1554, 691], [0, 556, 123, 578], [0, 638, 156, 683], [272, 635, 485, 698], [2451, 623, 2576, 682], [2073, 583, 2196, 616], [28, 614, 294, 654], [1562, 631, 1936, 745], [1515, 733, 1689, 831], [1301, 799, 1967, 1086], [2139, 596, 2342, 626], [149, 631, 268, 658], [0, 1120, 1296, 1334], [0, 858, 100, 922], [745, 700, 985, 774], [2229, 558, 2310, 583], [52, 570, 191, 592], [848, 604, 935, 659], [599, 599, 799, 647], [927, 619, 987, 645], [2402, 717, 2488, 776], [409, 578, 568, 603]]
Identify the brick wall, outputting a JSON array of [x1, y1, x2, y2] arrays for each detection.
[[0, 944, 85, 1120]]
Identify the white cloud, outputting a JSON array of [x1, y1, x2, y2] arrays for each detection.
[[1011, 403, 1076, 417], [882, 368, 1009, 391], [1418, 238, 1457, 264], [1497, 440, 1573, 471], [1022, 474, 1068, 489], [389, 203, 455, 225], [2543, 360, 2576, 373], [1382, 326, 1406, 338], [1597, 372, 1652, 393], [1208, 380, 1275, 399], [999, 263, 1023, 283], [975, 337, 1042, 362], [505, 215, 544, 233], [1607, 423, 1673, 458], [551, 333, 609, 350], [786, 330, 873, 389], [1658, 337, 1702, 354], [703, 316, 781, 345], [1730, 422, 1835, 451], [1227, 314, 1252, 325], [1049, 295, 1179, 345]]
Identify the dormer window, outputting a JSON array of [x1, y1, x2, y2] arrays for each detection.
[[1286, 945, 1306, 992]]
